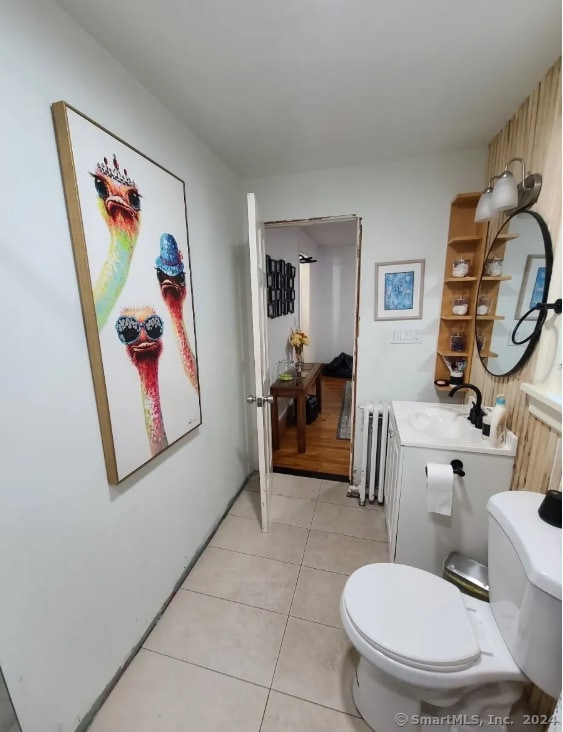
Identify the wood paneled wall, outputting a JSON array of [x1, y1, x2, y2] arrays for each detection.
[[470, 59, 561, 718], [471, 59, 562, 497]]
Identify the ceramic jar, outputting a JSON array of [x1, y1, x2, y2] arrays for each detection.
[[452, 296, 469, 315], [484, 257, 504, 277], [476, 295, 491, 315], [452, 258, 470, 278], [450, 333, 467, 352]]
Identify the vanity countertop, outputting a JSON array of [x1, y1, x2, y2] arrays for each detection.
[[391, 401, 518, 457]]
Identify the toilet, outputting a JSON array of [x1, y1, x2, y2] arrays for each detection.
[[341, 491, 561, 732]]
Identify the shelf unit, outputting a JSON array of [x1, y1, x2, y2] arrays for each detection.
[[434, 193, 489, 389]]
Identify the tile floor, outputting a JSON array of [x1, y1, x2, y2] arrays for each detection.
[[88, 474, 543, 731]]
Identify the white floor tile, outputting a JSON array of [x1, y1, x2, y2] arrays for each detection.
[[182, 546, 299, 613], [144, 591, 286, 686], [303, 530, 389, 575], [312, 502, 387, 541], [262, 691, 371, 731], [88, 649, 267, 732], [230, 491, 316, 529], [290, 566, 347, 629], [272, 617, 360, 716], [271, 473, 322, 500], [210, 515, 309, 564], [245, 472, 322, 501]]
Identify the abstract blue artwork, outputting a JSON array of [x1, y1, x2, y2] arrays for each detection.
[[384, 271, 414, 311], [529, 266, 546, 309], [375, 259, 424, 320]]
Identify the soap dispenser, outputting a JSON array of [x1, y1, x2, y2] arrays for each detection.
[[489, 395, 507, 449]]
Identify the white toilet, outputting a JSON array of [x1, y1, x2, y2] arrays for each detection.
[[341, 491, 561, 732]]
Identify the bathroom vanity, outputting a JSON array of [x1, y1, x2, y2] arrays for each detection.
[[384, 401, 517, 576]]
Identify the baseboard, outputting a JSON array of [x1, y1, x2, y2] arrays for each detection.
[[75, 475, 251, 732]]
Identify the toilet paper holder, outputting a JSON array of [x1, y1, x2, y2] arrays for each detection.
[[424, 460, 466, 477], [450, 459, 465, 477]]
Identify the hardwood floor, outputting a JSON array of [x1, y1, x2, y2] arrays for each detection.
[[273, 375, 351, 479]]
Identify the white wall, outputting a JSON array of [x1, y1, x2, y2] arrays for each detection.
[[0, 2, 251, 731], [246, 149, 487, 478], [312, 244, 357, 363]]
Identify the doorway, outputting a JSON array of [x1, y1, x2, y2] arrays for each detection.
[[264, 216, 361, 481]]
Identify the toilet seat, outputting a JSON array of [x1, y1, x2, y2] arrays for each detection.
[[341, 563, 524, 691], [343, 563, 481, 672]]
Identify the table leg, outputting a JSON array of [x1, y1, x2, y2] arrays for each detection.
[[271, 397, 280, 451], [316, 372, 323, 412], [297, 394, 306, 452]]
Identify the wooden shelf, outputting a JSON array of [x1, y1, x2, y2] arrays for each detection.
[[434, 192, 489, 388], [491, 233, 518, 243], [451, 192, 482, 207], [448, 235, 483, 246], [476, 314, 505, 321], [479, 350, 498, 358], [481, 275, 512, 281], [439, 350, 470, 358]]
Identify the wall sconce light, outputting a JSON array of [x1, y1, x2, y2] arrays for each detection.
[[475, 157, 542, 222]]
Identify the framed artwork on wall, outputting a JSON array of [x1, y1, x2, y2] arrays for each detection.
[[375, 259, 425, 320], [52, 101, 202, 484], [266, 257, 296, 318], [515, 255, 546, 321]]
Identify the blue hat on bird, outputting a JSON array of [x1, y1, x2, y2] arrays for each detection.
[[155, 233, 185, 276]]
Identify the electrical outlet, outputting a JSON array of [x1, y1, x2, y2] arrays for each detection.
[[413, 329, 422, 342]]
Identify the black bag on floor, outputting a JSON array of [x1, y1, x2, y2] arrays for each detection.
[[306, 395, 319, 424], [323, 352, 353, 379]]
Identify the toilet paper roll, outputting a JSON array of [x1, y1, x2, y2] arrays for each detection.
[[426, 463, 454, 516]]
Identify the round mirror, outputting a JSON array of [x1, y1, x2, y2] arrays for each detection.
[[476, 210, 552, 377]]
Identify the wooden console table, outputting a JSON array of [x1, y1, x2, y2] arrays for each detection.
[[270, 363, 323, 453]]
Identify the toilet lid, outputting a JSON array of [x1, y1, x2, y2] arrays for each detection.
[[343, 564, 481, 672]]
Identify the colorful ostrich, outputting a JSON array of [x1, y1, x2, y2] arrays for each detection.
[[155, 233, 199, 393], [92, 155, 142, 330], [115, 306, 168, 456]]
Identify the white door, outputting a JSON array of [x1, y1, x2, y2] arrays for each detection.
[[246, 193, 273, 532]]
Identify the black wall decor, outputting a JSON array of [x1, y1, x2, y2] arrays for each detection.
[[266, 256, 296, 318]]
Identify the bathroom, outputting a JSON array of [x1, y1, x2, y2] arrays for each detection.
[[1, 1, 561, 731]]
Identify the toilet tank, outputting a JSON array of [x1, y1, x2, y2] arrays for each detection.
[[487, 491, 562, 699]]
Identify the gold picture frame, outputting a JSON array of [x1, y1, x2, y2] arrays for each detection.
[[52, 101, 202, 484]]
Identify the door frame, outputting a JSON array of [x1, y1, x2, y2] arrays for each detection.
[[264, 214, 363, 483]]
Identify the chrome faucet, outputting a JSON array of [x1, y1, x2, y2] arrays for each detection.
[[448, 383, 484, 428]]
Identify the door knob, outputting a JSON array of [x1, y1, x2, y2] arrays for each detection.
[[246, 395, 274, 407]]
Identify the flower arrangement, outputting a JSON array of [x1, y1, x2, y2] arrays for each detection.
[[289, 328, 309, 369], [289, 328, 309, 349]]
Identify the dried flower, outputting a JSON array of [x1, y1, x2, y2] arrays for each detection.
[[289, 328, 309, 348]]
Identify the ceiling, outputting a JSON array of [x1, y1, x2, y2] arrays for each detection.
[[297, 220, 357, 248], [54, 0, 561, 179]]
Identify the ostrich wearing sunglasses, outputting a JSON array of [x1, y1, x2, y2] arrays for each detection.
[[91, 155, 142, 330], [116, 307, 168, 457]]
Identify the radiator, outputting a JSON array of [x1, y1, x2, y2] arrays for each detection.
[[357, 402, 390, 507]]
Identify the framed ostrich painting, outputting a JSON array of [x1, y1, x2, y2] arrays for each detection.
[[52, 101, 202, 484]]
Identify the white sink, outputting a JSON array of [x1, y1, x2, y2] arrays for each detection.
[[391, 401, 517, 456], [409, 406, 469, 440]]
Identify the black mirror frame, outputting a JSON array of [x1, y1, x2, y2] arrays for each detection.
[[478, 210, 553, 378]]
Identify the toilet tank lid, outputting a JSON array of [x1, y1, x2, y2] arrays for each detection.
[[488, 492, 562, 600]]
